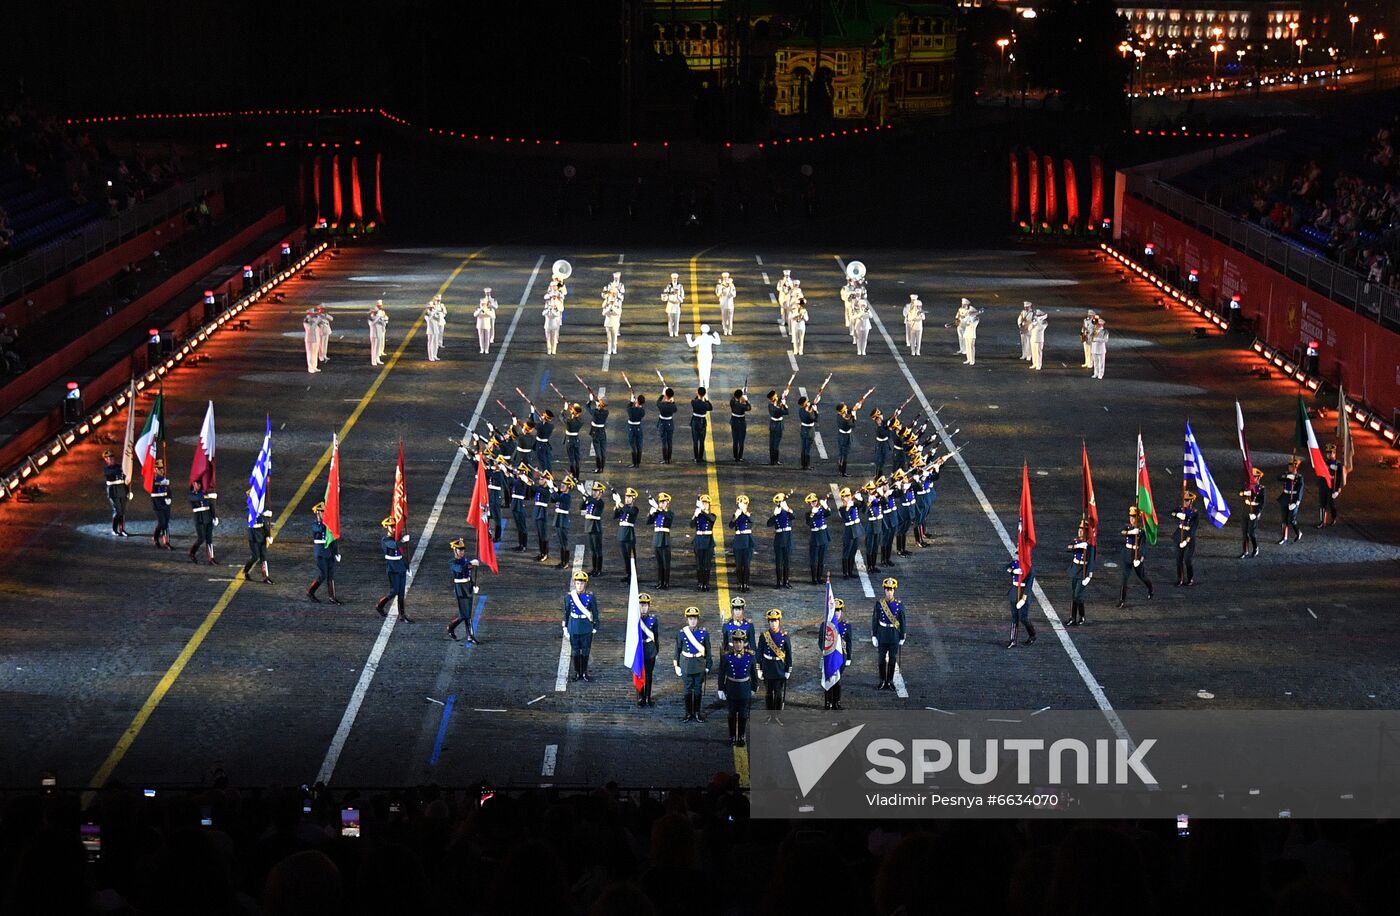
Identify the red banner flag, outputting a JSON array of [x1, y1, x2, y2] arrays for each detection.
[[1027, 149, 1041, 227], [389, 441, 407, 540], [331, 154, 343, 224], [1009, 150, 1020, 225], [1064, 158, 1079, 227], [1081, 442, 1098, 547], [1018, 461, 1036, 579], [1042, 155, 1058, 227], [468, 456, 498, 573], [350, 156, 364, 223]]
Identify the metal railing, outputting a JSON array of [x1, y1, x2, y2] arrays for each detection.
[[0, 172, 222, 303], [1129, 176, 1400, 329]]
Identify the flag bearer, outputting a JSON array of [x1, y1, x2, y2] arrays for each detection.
[[307, 501, 342, 604], [1172, 491, 1199, 587], [636, 593, 658, 707], [376, 517, 413, 622], [102, 449, 131, 537], [188, 480, 218, 564], [150, 458, 172, 549], [242, 492, 274, 584], [822, 598, 852, 710]]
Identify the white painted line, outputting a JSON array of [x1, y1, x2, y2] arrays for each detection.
[[925, 706, 955, 715], [425, 697, 446, 706], [1307, 607, 1317, 619], [315, 255, 545, 786], [555, 544, 586, 691], [787, 352, 799, 372], [526, 694, 547, 706], [542, 744, 558, 776], [840, 253, 1140, 761], [893, 663, 909, 698], [762, 272, 771, 285], [800, 388, 827, 459], [1032, 706, 1052, 715], [618, 253, 625, 265], [987, 717, 1022, 723], [829, 484, 875, 598], [472, 708, 507, 713], [755, 254, 763, 266]]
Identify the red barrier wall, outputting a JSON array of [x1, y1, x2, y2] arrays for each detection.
[[1, 192, 226, 328], [0, 207, 288, 419], [1121, 196, 1400, 423]]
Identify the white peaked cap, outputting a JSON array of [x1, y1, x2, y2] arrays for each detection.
[[484, 287, 492, 293], [613, 272, 621, 278], [671, 272, 679, 278], [960, 298, 970, 306], [1023, 301, 1033, 308], [782, 269, 791, 275], [700, 324, 711, 333], [721, 271, 730, 277]]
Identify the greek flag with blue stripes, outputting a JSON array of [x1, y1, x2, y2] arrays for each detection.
[[247, 415, 272, 528], [1184, 420, 1230, 528]]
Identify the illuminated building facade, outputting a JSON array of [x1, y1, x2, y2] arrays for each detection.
[[1115, 2, 1303, 43]]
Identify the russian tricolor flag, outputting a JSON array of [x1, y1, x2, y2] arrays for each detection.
[[622, 558, 645, 690]]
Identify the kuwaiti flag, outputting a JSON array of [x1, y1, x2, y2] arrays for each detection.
[[819, 580, 846, 691], [1294, 396, 1333, 489], [246, 416, 272, 527], [134, 390, 164, 493], [388, 440, 408, 540], [1017, 461, 1037, 579], [622, 557, 646, 690], [1184, 420, 1231, 528], [467, 454, 497, 573], [190, 401, 216, 491]]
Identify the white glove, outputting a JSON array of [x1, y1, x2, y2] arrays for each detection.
[[1289, 503, 1299, 512], [470, 559, 481, 566], [267, 536, 275, 547], [591, 628, 597, 635], [213, 518, 220, 527], [871, 636, 878, 648], [1332, 491, 1341, 499], [756, 669, 764, 680], [899, 639, 905, 646], [674, 663, 682, 677], [772, 506, 780, 516], [648, 498, 658, 510], [402, 534, 411, 543], [716, 690, 726, 701], [1016, 597, 1027, 610], [844, 660, 851, 668], [562, 622, 568, 631], [612, 493, 622, 506], [335, 555, 341, 562], [1179, 541, 1188, 550], [1132, 558, 1141, 568], [695, 500, 704, 511], [127, 492, 134, 501]]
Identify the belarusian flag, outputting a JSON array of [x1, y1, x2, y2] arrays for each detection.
[[134, 390, 165, 493], [323, 434, 341, 551], [1294, 396, 1332, 489], [1135, 433, 1158, 545]]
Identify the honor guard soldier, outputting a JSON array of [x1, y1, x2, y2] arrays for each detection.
[[582, 481, 607, 575], [1080, 310, 1096, 369], [532, 471, 553, 562], [424, 295, 447, 362], [878, 480, 899, 567], [1117, 506, 1154, 608], [1316, 443, 1342, 528], [585, 393, 609, 473], [715, 271, 737, 335], [732, 495, 755, 592], [662, 272, 685, 338], [102, 449, 131, 537], [903, 295, 926, 356], [822, 598, 853, 710], [367, 300, 388, 367], [850, 294, 873, 357], [1090, 316, 1109, 380], [724, 597, 756, 649], [689, 387, 713, 463], [1028, 309, 1048, 371], [729, 387, 751, 462], [692, 495, 717, 591], [307, 501, 342, 604], [509, 463, 531, 552], [303, 308, 322, 373], [1172, 491, 1199, 587], [242, 492, 274, 584], [150, 458, 172, 549], [767, 389, 790, 466], [1067, 517, 1092, 625], [1239, 468, 1264, 558], [757, 609, 793, 710], [894, 469, 917, 557], [1006, 558, 1037, 648], [446, 538, 481, 643], [836, 487, 862, 579], [804, 493, 831, 583], [717, 628, 755, 746], [512, 416, 536, 469], [889, 419, 908, 473], [188, 480, 218, 564], [674, 607, 712, 721], [647, 492, 674, 589], [625, 392, 646, 467], [914, 457, 938, 546], [601, 289, 623, 356], [376, 518, 413, 622], [1017, 301, 1034, 361], [656, 388, 678, 464], [872, 577, 905, 691], [613, 487, 640, 580], [562, 571, 599, 681], [861, 481, 883, 574], [768, 492, 795, 589], [636, 593, 658, 706], [1278, 456, 1304, 544], [530, 405, 556, 472], [542, 285, 564, 356], [315, 306, 333, 367], [871, 409, 892, 477], [551, 474, 575, 568], [835, 404, 856, 477], [798, 395, 821, 470], [562, 402, 585, 479], [488, 455, 509, 543], [474, 288, 497, 354]]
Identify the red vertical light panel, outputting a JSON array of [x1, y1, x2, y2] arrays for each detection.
[[1027, 149, 1040, 227], [375, 152, 385, 224], [1042, 155, 1058, 226], [331, 154, 343, 224], [350, 156, 364, 222], [1063, 159, 1079, 227], [1009, 150, 1020, 224], [1090, 154, 1104, 226]]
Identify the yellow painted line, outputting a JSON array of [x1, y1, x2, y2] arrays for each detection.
[[688, 250, 747, 787], [82, 248, 487, 806]]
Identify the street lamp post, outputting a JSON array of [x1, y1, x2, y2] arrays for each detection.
[[1296, 38, 1307, 66], [1211, 42, 1225, 80], [1350, 14, 1360, 58], [1375, 32, 1386, 86], [997, 37, 1010, 95]]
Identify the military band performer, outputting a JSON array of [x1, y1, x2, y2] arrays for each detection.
[[307, 501, 341, 603], [715, 271, 737, 335]]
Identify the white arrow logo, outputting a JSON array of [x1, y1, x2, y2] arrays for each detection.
[[787, 724, 865, 797]]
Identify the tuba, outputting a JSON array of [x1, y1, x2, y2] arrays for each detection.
[[552, 259, 573, 281], [845, 260, 866, 282]]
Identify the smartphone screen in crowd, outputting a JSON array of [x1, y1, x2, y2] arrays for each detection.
[[80, 823, 102, 862], [341, 807, 361, 838]]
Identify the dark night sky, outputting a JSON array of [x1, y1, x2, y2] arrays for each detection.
[[10, 1, 623, 135]]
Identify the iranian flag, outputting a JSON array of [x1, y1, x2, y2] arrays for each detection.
[[190, 401, 216, 491], [1135, 433, 1159, 545], [322, 434, 341, 551], [1295, 395, 1333, 489], [134, 390, 165, 493]]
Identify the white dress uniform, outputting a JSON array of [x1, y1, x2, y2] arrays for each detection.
[[302, 309, 321, 373], [474, 289, 497, 354], [1018, 302, 1034, 361], [1081, 312, 1096, 368], [776, 270, 795, 324], [367, 302, 389, 366], [602, 291, 623, 355], [605, 272, 626, 305], [1090, 319, 1109, 379], [954, 298, 971, 354], [851, 297, 872, 356], [315, 307, 332, 364], [960, 306, 983, 366], [1029, 310, 1048, 371], [425, 296, 447, 361], [842, 280, 864, 340], [662, 273, 685, 338], [715, 273, 736, 335], [542, 289, 564, 355], [784, 281, 804, 340], [903, 295, 925, 356], [790, 301, 809, 356], [686, 324, 721, 390]]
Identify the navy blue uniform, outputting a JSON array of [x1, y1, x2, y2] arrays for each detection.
[[448, 555, 478, 640], [188, 486, 217, 562], [757, 626, 793, 710], [896, 482, 917, 555], [615, 501, 639, 576], [531, 410, 555, 471], [582, 491, 605, 574], [879, 493, 899, 565], [692, 508, 716, 589], [563, 412, 584, 478], [649, 505, 674, 588], [729, 395, 751, 461], [862, 493, 882, 573], [636, 609, 659, 704], [551, 485, 573, 558], [309, 519, 338, 601], [587, 401, 609, 472], [103, 462, 130, 534], [625, 402, 645, 466], [806, 504, 830, 582], [689, 395, 712, 463], [1173, 504, 1199, 585], [509, 474, 530, 550], [1239, 483, 1264, 557], [149, 471, 172, 547], [243, 509, 272, 578], [487, 464, 508, 542], [1007, 560, 1036, 644], [1118, 520, 1153, 604], [532, 482, 551, 559], [767, 400, 789, 465], [656, 397, 677, 463], [723, 617, 756, 650], [915, 469, 937, 542], [798, 404, 819, 469], [562, 589, 600, 680], [732, 508, 754, 591], [837, 500, 863, 578], [835, 410, 855, 475], [872, 597, 905, 689], [378, 532, 411, 619], [872, 418, 892, 476], [821, 616, 854, 708], [1278, 469, 1304, 540], [718, 647, 755, 744], [768, 504, 795, 588]]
